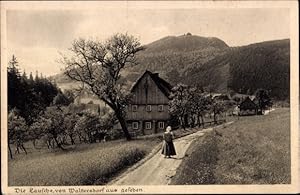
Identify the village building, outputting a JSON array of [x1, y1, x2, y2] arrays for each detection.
[[212, 93, 231, 101], [238, 96, 258, 115], [126, 70, 173, 136]]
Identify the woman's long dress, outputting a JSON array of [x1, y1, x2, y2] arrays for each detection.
[[161, 132, 176, 156]]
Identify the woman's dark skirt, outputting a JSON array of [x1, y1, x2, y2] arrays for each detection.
[[161, 141, 176, 156]]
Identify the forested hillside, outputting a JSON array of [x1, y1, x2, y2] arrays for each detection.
[[183, 39, 290, 99], [130, 34, 229, 76]]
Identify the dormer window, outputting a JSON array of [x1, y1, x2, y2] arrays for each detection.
[[146, 105, 152, 112], [132, 105, 138, 112], [158, 105, 164, 112]]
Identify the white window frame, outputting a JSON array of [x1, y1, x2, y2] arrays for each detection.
[[158, 122, 164, 129], [158, 105, 164, 112], [132, 122, 139, 130], [146, 105, 152, 112], [145, 122, 152, 129], [132, 105, 138, 112]]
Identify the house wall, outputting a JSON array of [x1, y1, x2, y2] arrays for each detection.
[[126, 73, 171, 135], [127, 120, 167, 135], [126, 104, 170, 121]]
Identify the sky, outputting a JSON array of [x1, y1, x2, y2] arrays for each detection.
[[6, 7, 290, 76]]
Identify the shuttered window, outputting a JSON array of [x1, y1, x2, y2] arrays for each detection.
[[158, 105, 164, 112], [132, 122, 139, 129], [146, 105, 152, 112], [145, 122, 152, 129], [158, 122, 164, 129], [132, 105, 138, 112]]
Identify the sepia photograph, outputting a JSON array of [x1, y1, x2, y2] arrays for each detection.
[[1, 1, 299, 194]]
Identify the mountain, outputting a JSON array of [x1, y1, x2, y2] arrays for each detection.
[[130, 34, 229, 75], [51, 35, 290, 100], [182, 39, 290, 100], [143, 34, 228, 54]]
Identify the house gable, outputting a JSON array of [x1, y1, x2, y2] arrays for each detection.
[[130, 70, 172, 105], [239, 97, 257, 110]]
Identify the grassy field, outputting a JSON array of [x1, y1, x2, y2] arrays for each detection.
[[8, 139, 161, 186], [171, 108, 290, 184]]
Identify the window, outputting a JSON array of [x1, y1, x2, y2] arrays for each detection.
[[132, 122, 139, 130], [146, 105, 152, 112], [145, 122, 152, 129], [158, 122, 164, 129], [132, 105, 138, 112], [158, 105, 164, 112]]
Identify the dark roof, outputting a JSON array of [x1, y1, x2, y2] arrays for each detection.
[[130, 70, 173, 98], [239, 96, 257, 110], [213, 94, 231, 101]]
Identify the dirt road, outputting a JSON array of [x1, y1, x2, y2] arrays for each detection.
[[109, 127, 213, 185]]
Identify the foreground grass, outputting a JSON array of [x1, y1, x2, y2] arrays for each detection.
[[171, 108, 290, 184], [8, 139, 160, 186], [170, 131, 218, 184]]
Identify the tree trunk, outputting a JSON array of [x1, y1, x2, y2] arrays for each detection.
[[116, 113, 131, 140], [184, 114, 189, 128], [51, 139, 55, 148], [201, 115, 205, 128], [8, 144, 13, 159], [197, 114, 201, 128], [21, 144, 27, 155], [46, 140, 51, 149], [213, 111, 217, 124], [77, 133, 85, 143], [190, 115, 195, 128], [69, 135, 75, 145], [179, 116, 185, 130], [32, 139, 36, 149], [54, 137, 65, 150], [15, 146, 20, 154]]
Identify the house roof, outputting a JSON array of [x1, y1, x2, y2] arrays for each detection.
[[249, 95, 256, 101], [239, 96, 257, 110], [130, 70, 173, 98], [212, 93, 231, 101]]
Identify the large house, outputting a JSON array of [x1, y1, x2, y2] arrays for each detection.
[[126, 70, 173, 136]]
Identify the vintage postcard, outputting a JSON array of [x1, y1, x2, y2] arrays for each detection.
[[1, 1, 299, 194]]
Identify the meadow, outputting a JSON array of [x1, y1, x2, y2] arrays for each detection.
[[8, 115, 224, 186], [171, 108, 291, 184], [8, 139, 161, 186]]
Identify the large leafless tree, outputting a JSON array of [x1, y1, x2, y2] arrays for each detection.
[[60, 34, 143, 140]]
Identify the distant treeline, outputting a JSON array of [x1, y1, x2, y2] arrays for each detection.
[[182, 39, 290, 100], [8, 55, 60, 125]]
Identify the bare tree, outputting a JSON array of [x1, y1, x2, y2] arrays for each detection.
[[60, 34, 143, 140]]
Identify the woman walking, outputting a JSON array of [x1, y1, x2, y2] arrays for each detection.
[[161, 126, 176, 158]]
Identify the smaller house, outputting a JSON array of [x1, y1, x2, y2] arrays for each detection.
[[238, 96, 258, 115]]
